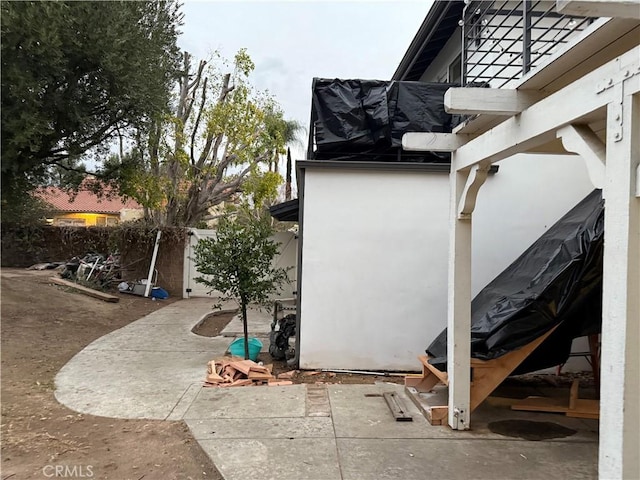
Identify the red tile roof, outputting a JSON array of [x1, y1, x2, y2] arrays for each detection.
[[37, 186, 142, 214]]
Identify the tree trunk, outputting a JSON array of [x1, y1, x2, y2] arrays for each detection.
[[241, 301, 249, 360], [285, 147, 292, 201]]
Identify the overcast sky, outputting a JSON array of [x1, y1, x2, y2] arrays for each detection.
[[178, 1, 433, 161]]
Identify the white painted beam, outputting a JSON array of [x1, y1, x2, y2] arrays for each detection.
[[444, 88, 542, 115], [447, 164, 472, 430], [402, 132, 470, 152], [599, 92, 640, 480], [453, 46, 640, 172], [557, 124, 606, 188], [557, 0, 640, 20]]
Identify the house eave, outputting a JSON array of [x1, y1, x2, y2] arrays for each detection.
[[392, 0, 464, 81]]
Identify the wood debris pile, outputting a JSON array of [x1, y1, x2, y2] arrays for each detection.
[[205, 357, 294, 387]]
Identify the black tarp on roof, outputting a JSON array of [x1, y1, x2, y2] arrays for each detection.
[[309, 78, 460, 162], [426, 189, 604, 375]]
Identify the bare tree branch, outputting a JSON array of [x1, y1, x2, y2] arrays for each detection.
[[190, 76, 208, 165]]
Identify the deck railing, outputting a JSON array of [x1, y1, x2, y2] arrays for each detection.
[[462, 0, 594, 88]]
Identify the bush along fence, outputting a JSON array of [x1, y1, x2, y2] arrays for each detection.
[[0, 224, 188, 296]]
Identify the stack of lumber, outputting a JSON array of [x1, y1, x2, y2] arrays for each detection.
[[205, 357, 293, 387]]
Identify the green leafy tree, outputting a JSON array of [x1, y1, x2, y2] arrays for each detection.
[[0, 190, 53, 226], [110, 50, 295, 226], [193, 216, 290, 359], [1, 0, 182, 208]]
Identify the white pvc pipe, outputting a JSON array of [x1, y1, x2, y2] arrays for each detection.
[[144, 231, 162, 298], [86, 258, 99, 281]]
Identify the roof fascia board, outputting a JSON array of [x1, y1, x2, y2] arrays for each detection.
[[297, 160, 498, 174], [297, 160, 451, 173]]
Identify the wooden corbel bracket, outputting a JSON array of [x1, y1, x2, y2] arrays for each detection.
[[458, 164, 491, 220], [557, 124, 606, 189]]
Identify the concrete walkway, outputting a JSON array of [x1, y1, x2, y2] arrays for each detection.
[[55, 299, 599, 480]]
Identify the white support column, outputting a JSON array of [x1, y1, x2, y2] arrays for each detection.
[[447, 161, 472, 430], [599, 91, 640, 480]]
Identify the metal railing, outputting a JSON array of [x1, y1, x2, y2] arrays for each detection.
[[462, 0, 594, 88]]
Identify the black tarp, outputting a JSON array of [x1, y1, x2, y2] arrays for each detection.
[[426, 189, 604, 375], [310, 78, 460, 162]]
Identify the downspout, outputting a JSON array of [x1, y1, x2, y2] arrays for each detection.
[[292, 164, 306, 368]]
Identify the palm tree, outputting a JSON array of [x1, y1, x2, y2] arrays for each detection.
[[280, 119, 303, 200]]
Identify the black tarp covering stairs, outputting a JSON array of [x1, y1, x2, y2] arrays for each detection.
[[426, 189, 604, 375]]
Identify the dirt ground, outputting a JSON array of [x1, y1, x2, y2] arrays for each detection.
[[1, 268, 222, 480]]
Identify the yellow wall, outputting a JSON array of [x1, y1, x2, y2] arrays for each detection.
[[52, 213, 120, 226]]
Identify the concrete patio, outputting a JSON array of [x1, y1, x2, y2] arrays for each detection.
[[55, 298, 599, 480]]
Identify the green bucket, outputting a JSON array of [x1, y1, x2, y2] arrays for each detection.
[[228, 337, 263, 361]]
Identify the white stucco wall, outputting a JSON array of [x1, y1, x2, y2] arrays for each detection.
[[299, 168, 450, 371], [299, 155, 594, 371], [472, 154, 593, 295]]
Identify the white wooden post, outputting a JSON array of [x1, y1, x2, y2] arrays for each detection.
[[183, 230, 193, 299], [144, 230, 162, 298], [599, 91, 640, 480], [447, 162, 472, 430]]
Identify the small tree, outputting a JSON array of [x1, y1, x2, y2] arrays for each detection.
[[193, 215, 290, 359]]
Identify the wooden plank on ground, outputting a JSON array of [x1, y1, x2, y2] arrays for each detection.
[[268, 380, 293, 386], [511, 396, 569, 413], [220, 379, 253, 387], [566, 399, 599, 419], [205, 372, 224, 384], [248, 371, 273, 381], [249, 364, 270, 374], [230, 360, 254, 375], [207, 361, 217, 374], [383, 392, 413, 422], [50, 277, 119, 303], [512, 395, 599, 419]]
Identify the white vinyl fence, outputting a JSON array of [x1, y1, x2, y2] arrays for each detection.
[[183, 228, 298, 299]]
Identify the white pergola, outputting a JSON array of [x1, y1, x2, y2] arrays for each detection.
[[403, 3, 639, 479]]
